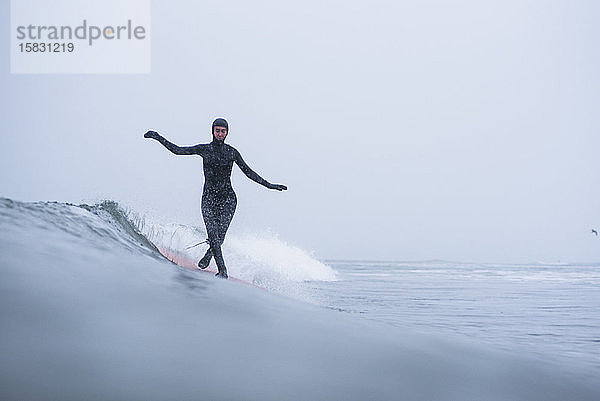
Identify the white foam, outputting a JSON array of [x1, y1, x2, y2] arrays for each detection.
[[136, 216, 337, 293], [226, 232, 337, 284]]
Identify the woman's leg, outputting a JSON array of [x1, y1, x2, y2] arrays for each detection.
[[211, 195, 237, 277], [200, 196, 218, 269], [202, 194, 237, 277], [216, 195, 237, 246], [197, 248, 212, 269]]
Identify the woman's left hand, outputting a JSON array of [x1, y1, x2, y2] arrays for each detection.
[[271, 184, 287, 191]]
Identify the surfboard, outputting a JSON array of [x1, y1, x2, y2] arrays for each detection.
[[156, 245, 264, 289]]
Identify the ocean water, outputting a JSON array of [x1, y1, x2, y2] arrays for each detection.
[[295, 260, 600, 377], [1, 197, 598, 400]]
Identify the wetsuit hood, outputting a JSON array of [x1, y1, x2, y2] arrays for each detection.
[[212, 118, 229, 143]]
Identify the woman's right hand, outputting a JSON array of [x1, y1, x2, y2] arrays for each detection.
[[144, 130, 160, 139]]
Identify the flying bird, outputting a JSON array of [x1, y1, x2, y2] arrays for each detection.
[[592, 229, 598, 236]]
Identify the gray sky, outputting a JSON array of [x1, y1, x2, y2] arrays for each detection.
[[1, 0, 599, 262]]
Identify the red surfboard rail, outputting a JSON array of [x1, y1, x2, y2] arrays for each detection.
[[156, 245, 264, 289]]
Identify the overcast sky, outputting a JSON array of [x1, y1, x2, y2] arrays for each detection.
[[1, 0, 599, 262]]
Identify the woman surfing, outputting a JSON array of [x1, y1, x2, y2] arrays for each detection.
[[144, 118, 287, 278]]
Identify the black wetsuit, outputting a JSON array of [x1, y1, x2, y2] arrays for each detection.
[[152, 134, 276, 277]]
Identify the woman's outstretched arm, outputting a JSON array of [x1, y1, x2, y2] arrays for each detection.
[[144, 130, 203, 155], [234, 149, 287, 191]]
